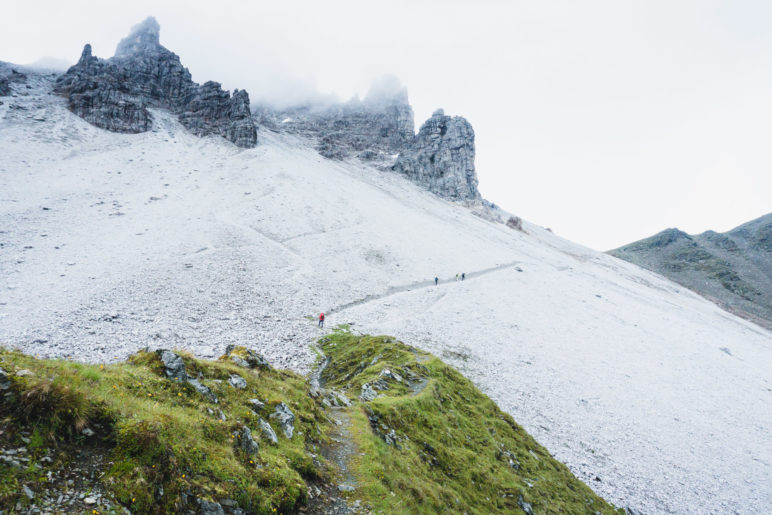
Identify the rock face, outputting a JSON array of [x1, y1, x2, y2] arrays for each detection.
[[269, 402, 295, 439], [0, 62, 28, 97], [54, 17, 257, 147], [610, 213, 772, 329], [253, 81, 414, 162], [392, 109, 480, 201]]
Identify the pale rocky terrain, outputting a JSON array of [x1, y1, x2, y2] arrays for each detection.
[[2, 22, 772, 515]]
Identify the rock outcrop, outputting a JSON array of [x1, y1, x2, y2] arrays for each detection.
[[254, 79, 414, 162], [54, 17, 257, 147], [392, 109, 480, 200]]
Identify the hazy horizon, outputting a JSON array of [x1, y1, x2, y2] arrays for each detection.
[[3, 0, 771, 250]]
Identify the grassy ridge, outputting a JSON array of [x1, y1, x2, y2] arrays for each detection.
[[1, 331, 621, 514], [320, 328, 621, 514], [0, 348, 329, 513]]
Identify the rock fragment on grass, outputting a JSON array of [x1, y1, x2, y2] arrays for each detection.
[[257, 418, 278, 445], [269, 402, 295, 439]]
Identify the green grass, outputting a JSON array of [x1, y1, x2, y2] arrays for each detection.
[[0, 347, 330, 514], [1, 331, 623, 514], [320, 327, 622, 514]]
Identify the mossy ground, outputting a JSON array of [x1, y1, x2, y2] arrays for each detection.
[[0, 348, 330, 514], [320, 327, 622, 514], [2, 330, 622, 514]]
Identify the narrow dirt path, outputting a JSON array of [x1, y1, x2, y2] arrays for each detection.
[[327, 260, 523, 316]]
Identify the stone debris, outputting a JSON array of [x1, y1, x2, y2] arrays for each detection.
[[257, 418, 278, 445], [269, 402, 295, 439]]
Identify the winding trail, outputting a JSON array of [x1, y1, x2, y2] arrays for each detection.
[[327, 260, 523, 315]]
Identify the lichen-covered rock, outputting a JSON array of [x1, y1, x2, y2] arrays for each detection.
[[228, 374, 247, 389], [54, 17, 257, 147], [156, 349, 188, 381], [234, 426, 259, 454], [257, 418, 278, 445], [392, 109, 480, 201], [360, 382, 378, 402], [269, 402, 295, 439], [0, 366, 14, 402], [188, 378, 218, 404], [223, 345, 272, 370]]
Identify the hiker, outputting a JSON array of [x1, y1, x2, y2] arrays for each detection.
[[462, 272, 465, 281], [455, 273, 459, 281], [434, 276, 439, 286], [318, 312, 325, 328]]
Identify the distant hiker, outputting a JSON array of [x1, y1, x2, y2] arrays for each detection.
[[462, 272, 465, 281], [434, 277, 439, 286], [455, 273, 459, 281], [318, 312, 325, 328]]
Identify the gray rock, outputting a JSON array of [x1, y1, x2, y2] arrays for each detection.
[[257, 418, 278, 445], [518, 495, 534, 515], [228, 374, 247, 389], [15, 369, 32, 377], [247, 398, 265, 411], [155, 349, 188, 381], [0, 366, 12, 394], [54, 17, 257, 147], [224, 345, 272, 370], [269, 402, 295, 439], [81, 427, 95, 437], [22, 485, 34, 500], [198, 499, 225, 515], [392, 109, 480, 200], [234, 426, 259, 455], [253, 79, 413, 163], [380, 368, 403, 383], [83, 497, 97, 505], [187, 378, 218, 403], [360, 383, 378, 402], [337, 484, 355, 492]]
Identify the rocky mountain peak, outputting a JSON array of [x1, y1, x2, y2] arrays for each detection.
[[114, 17, 162, 58], [392, 110, 479, 201], [54, 17, 257, 147]]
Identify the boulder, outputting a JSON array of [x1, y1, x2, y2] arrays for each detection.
[[156, 349, 188, 381], [234, 426, 259, 455], [257, 418, 278, 445], [360, 383, 378, 402], [228, 374, 247, 389], [188, 378, 218, 403], [269, 402, 295, 439]]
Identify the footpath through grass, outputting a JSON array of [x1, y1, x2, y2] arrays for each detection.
[[320, 327, 622, 514], [1, 329, 622, 514]]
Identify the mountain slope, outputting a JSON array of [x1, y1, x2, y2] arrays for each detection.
[[610, 214, 772, 330], [2, 68, 772, 514]]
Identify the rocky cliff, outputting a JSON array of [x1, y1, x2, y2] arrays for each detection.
[[392, 109, 480, 201], [254, 84, 414, 162], [610, 213, 772, 329], [54, 17, 257, 147]]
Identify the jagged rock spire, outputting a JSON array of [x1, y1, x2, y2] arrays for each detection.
[[114, 17, 161, 57], [392, 109, 479, 201], [54, 17, 258, 147]]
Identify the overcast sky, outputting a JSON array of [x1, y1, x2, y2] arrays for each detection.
[[2, 1, 771, 249]]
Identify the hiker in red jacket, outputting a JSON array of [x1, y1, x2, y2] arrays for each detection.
[[318, 312, 325, 328]]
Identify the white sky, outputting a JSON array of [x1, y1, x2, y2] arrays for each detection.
[[2, 0, 771, 250]]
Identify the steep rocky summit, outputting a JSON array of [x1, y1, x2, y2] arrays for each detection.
[[54, 17, 257, 147], [392, 109, 480, 200], [254, 77, 414, 162], [610, 213, 772, 329]]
